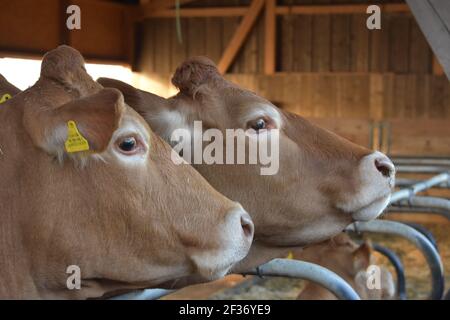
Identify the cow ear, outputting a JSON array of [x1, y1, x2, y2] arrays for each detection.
[[98, 77, 169, 117], [352, 242, 372, 271], [171, 56, 221, 97], [40, 45, 101, 96], [23, 88, 124, 157], [0, 74, 21, 97]]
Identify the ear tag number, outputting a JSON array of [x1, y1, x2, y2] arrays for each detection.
[[0, 93, 12, 104], [65, 120, 90, 153]]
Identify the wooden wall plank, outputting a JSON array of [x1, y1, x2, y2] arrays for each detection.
[[331, 15, 350, 72], [311, 15, 331, 72], [429, 76, 450, 118], [350, 14, 369, 72], [264, 0, 276, 74], [279, 15, 294, 72], [187, 18, 207, 57], [409, 17, 431, 73], [205, 18, 223, 65], [336, 75, 370, 118], [139, 19, 156, 72], [370, 14, 390, 72], [311, 75, 336, 117], [153, 19, 172, 73], [171, 18, 189, 71], [389, 15, 410, 73], [292, 15, 313, 72]]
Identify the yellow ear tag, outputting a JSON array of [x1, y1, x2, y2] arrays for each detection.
[[65, 120, 90, 153], [0, 93, 12, 104], [286, 251, 294, 260]]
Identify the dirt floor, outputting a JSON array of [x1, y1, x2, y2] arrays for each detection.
[[164, 215, 449, 300]]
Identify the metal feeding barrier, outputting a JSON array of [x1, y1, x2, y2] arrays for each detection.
[[241, 259, 360, 300], [346, 220, 444, 300], [114, 221, 443, 301], [388, 164, 450, 221], [113, 157, 448, 301], [112, 258, 362, 300]]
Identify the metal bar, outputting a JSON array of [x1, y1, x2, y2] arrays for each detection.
[[396, 196, 450, 212], [393, 157, 450, 166], [372, 244, 407, 300], [346, 220, 444, 300], [110, 288, 174, 300], [395, 178, 450, 189], [390, 173, 450, 203], [241, 258, 360, 300], [395, 166, 450, 174], [388, 206, 450, 220], [402, 222, 439, 251]]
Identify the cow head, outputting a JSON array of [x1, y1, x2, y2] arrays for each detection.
[[98, 56, 395, 270], [0, 47, 253, 299]]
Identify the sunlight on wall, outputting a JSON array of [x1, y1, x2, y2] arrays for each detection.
[[0, 57, 134, 90], [0, 56, 177, 99], [132, 73, 178, 98]]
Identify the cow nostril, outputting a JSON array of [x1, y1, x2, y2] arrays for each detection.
[[240, 214, 254, 239], [375, 158, 394, 178]]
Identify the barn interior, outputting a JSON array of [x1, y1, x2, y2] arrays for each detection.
[[1, 0, 449, 300]]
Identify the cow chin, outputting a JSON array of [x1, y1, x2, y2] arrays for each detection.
[[351, 194, 391, 221], [190, 246, 249, 281]]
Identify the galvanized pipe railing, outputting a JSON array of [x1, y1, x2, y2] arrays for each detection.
[[390, 172, 450, 203], [396, 196, 450, 213], [395, 178, 450, 189], [389, 206, 450, 220], [241, 258, 360, 300], [395, 166, 450, 174], [346, 220, 444, 300], [110, 288, 175, 300], [392, 157, 450, 167], [112, 258, 361, 300]]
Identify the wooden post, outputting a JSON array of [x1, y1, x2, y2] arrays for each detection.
[[264, 0, 276, 74], [217, 0, 265, 74]]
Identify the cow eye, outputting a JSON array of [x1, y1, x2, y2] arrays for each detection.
[[251, 118, 266, 131], [118, 137, 137, 153]]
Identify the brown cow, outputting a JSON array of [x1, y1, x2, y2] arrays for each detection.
[[293, 233, 395, 300], [0, 47, 254, 299], [99, 57, 395, 272]]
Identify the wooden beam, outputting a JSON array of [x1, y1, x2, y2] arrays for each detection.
[[264, 0, 276, 75], [141, 0, 197, 18], [146, 3, 409, 18], [276, 3, 409, 15], [145, 7, 247, 18], [217, 0, 265, 74]]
